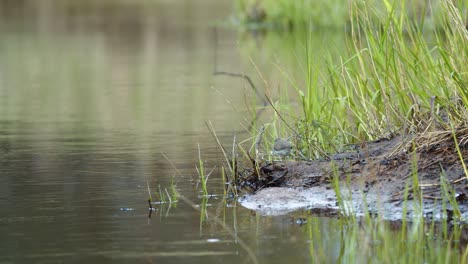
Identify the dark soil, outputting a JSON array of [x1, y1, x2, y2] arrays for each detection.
[[239, 135, 468, 221]]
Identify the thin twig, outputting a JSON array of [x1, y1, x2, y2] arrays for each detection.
[[265, 95, 297, 134], [205, 120, 233, 174], [146, 181, 153, 201], [423, 195, 442, 200], [255, 124, 267, 160], [165, 188, 172, 204], [452, 177, 467, 184], [214, 71, 261, 98], [161, 152, 184, 177]]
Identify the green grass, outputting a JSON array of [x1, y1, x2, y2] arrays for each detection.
[[241, 0, 467, 159], [337, 0, 465, 140], [154, 181, 179, 205], [306, 166, 468, 263], [329, 218, 468, 263], [229, 0, 468, 261], [196, 143, 210, 197], [171, 1, 467, 260]]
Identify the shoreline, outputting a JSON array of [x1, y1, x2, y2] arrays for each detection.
[[239, 135, 468, 221]]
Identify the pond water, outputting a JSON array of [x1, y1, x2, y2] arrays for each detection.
[[0, 1, 465, 264], [0, 1, 340, 263]]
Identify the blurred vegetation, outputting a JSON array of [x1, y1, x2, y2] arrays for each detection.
[[234, 0, 350, 30], [234, 0, 466, 31]]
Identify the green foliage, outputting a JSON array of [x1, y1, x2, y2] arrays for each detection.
[[196, 144, 209, 197], [316, 172, 467, 263], [252, 0, 467, 157], [305, 210, 468, 263], [235, 0, 350, 30], [237, 2, 468, 260]]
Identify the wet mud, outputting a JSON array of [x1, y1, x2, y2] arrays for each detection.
[[239, 135, 468, 221]]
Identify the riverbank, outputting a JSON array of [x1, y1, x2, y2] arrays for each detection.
[[239, 133, 468, 221]]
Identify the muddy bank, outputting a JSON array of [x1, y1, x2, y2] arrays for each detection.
[[239, 135, 468, 221]]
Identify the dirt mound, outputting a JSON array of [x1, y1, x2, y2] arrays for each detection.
[[239, 135, 468, 221]]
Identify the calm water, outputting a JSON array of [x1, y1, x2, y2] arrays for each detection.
[[0, 1, 343, 263], [5, 1, 466, 263]]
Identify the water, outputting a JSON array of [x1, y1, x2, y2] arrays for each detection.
[[2, 1, 466, 263], [0, 1, 340, 263]]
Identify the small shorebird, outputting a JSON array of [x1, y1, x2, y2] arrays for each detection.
[[272, 138, 292, 160]]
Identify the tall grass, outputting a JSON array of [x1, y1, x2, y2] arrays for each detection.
[[343, 0, 466, 136], [262, 0, 468, 158], [233, 2, 468, 260]]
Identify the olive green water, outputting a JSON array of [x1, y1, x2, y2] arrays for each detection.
[[0, 1, 344, 263], [3, 1, 467, 264]]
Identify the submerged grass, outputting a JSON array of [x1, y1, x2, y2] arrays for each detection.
[[323, 155, 468, 262], [305, 175, 468, 263], [154, 181, 179, 206], [196, 143, 209, 196]]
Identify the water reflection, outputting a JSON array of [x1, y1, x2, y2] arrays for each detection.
[[0, 0, 259, 263], [1, 1, 466, 263]]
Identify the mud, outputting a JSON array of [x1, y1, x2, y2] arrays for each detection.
[[239, 135, 468, 221]]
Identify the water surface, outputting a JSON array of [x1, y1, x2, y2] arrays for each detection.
[[2, 1, 465, 264], [0, 1, 343, 263]]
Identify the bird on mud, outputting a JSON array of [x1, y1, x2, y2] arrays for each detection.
[[272, 138, 292, 160]]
